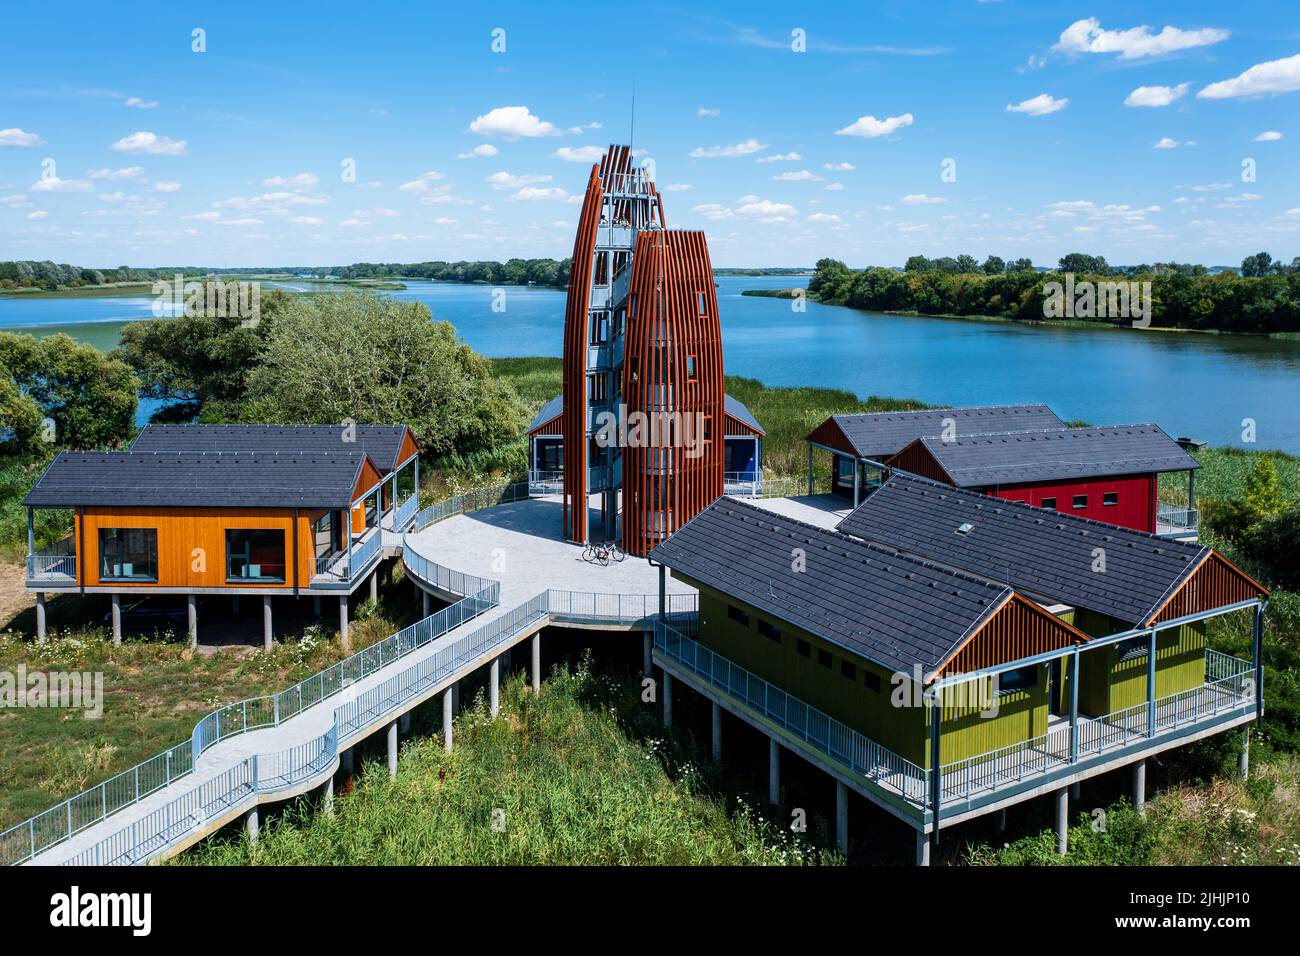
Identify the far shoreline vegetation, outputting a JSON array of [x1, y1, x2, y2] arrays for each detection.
[[751, 251, 1300, 337]]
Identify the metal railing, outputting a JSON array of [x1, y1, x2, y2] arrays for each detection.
[[26, 537, 77, 581], [528, 470, 564, 495], [410, 481, 531, 533], [547, 589, 697, 624], [654, 619, 928, 802], [1157, 502, 1199, 535], [393, 493, 419, 530], [724, 475, 803, 500]]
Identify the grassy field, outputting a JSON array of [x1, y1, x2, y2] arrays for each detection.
[[177, 660, 832, 865]]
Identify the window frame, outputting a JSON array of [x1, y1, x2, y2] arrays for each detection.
[[98, 527, 159, 582], [225, 528, 288, 584], [1072, 494, 1088, 510]]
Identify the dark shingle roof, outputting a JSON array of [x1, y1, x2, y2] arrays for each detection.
[[649, 497, 1013, 674], [130, 424, 414, 473], [817, 405, 1064, 460], [23, 451, 368, 509], [528, 394, 765, 437], [836, 474, 1207, 626], [908, 423, 1200, 487]]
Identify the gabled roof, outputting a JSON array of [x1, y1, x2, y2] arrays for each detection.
[[723, 394, 765, 436], [527, 394, 765, 437], [130, 424, 416, 474], [898, 423, 1201, 487], [23, 451, 371, 510], [649, 496, 1017, 675], [836, 473, 1214, 626], [809, 405, 1064, 461]]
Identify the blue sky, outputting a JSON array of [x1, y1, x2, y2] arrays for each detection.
[[1, 1, 1297, 268]]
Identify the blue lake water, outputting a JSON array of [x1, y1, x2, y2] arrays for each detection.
[[3, 275, 1299, 453]]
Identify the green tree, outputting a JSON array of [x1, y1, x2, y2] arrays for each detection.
[[1007, 257, 1034, 273], [955, 254, 979, 274], [1240, 251, 1273, 278], [1058, 252, 1110, 275], [1243, 456, 1286, 518], [981, 255, 1006, 275], [806, 257, 854, 302], [904, 255, 933, 273], [242, 292, 524, 458], [0, 332, 137, 449]]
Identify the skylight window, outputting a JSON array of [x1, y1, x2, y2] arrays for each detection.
[[956, 522, 975, 535]]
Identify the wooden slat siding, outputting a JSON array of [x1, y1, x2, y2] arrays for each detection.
[[561, 163, 605, 542], [935, 593, 1089, 679], [724, 412, 763, 438], [807, 416, 857, 456], [885, 438, 953, 483], [395, 428, 420, 469], [1148, 551, 1270, 625], [621, 231, 724, 556], [77, 506, 319, 590], [527, 413, 563, 437]]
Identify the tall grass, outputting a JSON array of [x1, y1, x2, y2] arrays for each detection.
[[177, 660, 834, 866]]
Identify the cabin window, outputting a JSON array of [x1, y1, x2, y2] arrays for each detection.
[[99, 528, 158, 581], [590, 314, 608, 345], [840, 660, 856, 680], [797, 638, 811, 658], [863, 670, 881, 692], [727, 605, 750, 627], [817, 648, 832, 669], [1103, 492, 1119, 506], [1116, 637, 1149, 662], [226, 529, 287, 583], [758, 619, 781, 642], [313, 512, 341, 573], [996, 665, 1037, 695], [1040, 497, 1057, 510], [1072, 494, 1088, 510]]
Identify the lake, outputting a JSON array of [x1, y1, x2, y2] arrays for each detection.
[[3, 275, 1298, 453]]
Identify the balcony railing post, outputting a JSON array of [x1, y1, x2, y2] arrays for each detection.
[[1146, 629, 1157, 737], [1069, 649, 1080, 764]]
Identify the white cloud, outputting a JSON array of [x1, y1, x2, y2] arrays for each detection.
[[691, 203, 732, 221], [697, 107, 720, 117], [508, 186, 574, 202], [153, 180, 181, 192], [772, 169, 822, 182], [290, 216, 323, 225], [124, 96, 158, 109], [398, 171, 447, 192], [824, 162, 855, 171], [1254, 130, 1284, 141], [263, 172, 319, 189], [468, 105, 560, 139], [183, 211, 222, 221], [26, 210, 48, 220], [97, 191, 125, 203], [1217, 193, 1263, 205], [0, 128, 45, 147], [87, 166, 144, 180], [565, 122, 602, 135], [1154, 137, 1180, 149], [1007, 94, 1068, 116], [1124, 83, 1191, 107], [434, 217, 458, 225], [835, 113, 914, 138], [825, 182, 844, 191], [552, 146, 606, 163], [663, 183, 692, 192], [900, 193, 946, 204], [1053, 18, 1229, 60], [353, 207, 400, 217], [486, 171, 552, 189], [689, 138, 767, 157], [214, 191, 327, 213], [736, 197, 797, 218], [1199, 54, 1300, 99], [757, 152, 801, 163], [807, 212, 840, 222], [215, 217, 263, 227], [30, 176, 91, 193], [457, 144, 499, 159], [110, 131, 188, 155], [0, 195, 33, 207]]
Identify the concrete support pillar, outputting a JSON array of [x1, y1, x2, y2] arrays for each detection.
[[339, 595, 350, 654], [916, 832, 931, 867], [387, 720, 398, 780], [1133, 759, 1147, 815], [313, 595, 321, 616], [110, 593, 122, 646], [341, 747, 354, 775], [642, 631, 652, 677], [35, 592, 46, 642], [835, 780, 849, 856], [711, 701, 722, 761], [245, 807, 259, 845], [399, 712, 411, 734], [321, 778, 334, 816], [187, 594, 197, 648], [1239, 728, 1251, 780], [530, 632, 541, 693], [262, 595, 273, 651], [490, 658, 500, 717], [995, 809, 1007, 833], [663, 671, 673, 727], [768, 738, 781, 805], [442, 688, 454, 752], [422, 588, 430, 618], [369, 571, 378, 603], [1055, 788, 1069, 856]]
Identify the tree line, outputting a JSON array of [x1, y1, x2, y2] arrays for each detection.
[[334, 258, 571, 287], [808, 251, 1300, 333]]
